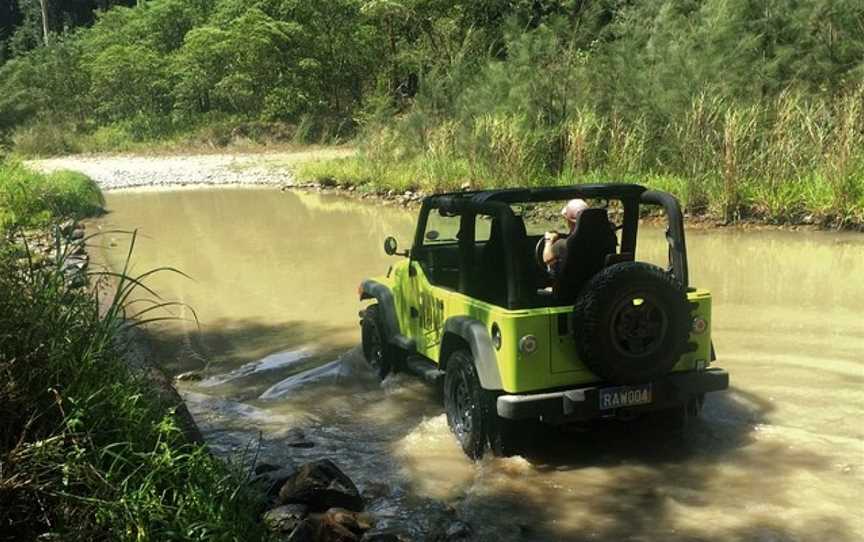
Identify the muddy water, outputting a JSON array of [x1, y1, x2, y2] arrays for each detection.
[[96, 187, 864, 541]]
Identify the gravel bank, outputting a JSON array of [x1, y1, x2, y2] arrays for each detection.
[[29, 149, 353, 191]]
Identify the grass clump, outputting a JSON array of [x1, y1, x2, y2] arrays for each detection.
[[0, 160, 104, 230]]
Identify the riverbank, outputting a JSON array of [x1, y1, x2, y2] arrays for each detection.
[[0, 162, 272, 540], [28, 149, 863, 231]]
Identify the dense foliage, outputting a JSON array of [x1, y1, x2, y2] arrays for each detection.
[[0, 163, 270, 541], [1, 0, 863, 223]]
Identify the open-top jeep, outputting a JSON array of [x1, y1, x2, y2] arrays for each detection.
[[359, 184, 728, 459]]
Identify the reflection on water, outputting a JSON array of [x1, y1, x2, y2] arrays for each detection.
[[97, 188, 864, 541]]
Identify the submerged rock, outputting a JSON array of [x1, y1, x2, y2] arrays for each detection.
[[263, 504, 309, 533], [174, 370, 203, 382], [279, 459, 364, 512]]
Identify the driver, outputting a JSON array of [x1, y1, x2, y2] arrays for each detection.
[[543, 198, 588, 277]]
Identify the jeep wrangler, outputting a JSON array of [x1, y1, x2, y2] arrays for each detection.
[[359, 184, 728, 459]]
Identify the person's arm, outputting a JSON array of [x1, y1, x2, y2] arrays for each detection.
[[543, 231, 560, 265]]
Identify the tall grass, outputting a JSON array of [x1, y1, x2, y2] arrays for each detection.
[[298, 88, 864, 227], [0, 160, 104, 231], [0, 232, 270, 540], [0, 165, 270, 540]]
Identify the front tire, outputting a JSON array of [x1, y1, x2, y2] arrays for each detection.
[[361, 304, 393, 380]]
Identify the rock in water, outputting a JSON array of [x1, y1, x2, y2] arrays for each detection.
[[255, 466, 298, 504], [262, 504, 308, 533], [174, 371, 203, 382], [279, 459, 364, 512]]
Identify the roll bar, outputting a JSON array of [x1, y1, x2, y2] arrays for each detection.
[[640, 190, 688, 287]]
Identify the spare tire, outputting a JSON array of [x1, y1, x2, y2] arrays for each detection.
[[571, 262, 691, 384]]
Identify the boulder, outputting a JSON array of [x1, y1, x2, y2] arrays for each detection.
[[263, 504, 309, 534], [286, 518, 319, 542], [279, 459, 363, 512], [254, 466, 298, 503]]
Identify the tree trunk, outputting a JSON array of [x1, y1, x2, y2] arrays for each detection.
[[39, 0, 50, 46]]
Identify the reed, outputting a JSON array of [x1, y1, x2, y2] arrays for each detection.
[[299, 87, 864, 227]]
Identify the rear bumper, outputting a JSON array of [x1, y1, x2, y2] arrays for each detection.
[[497, 368, 729, 421]]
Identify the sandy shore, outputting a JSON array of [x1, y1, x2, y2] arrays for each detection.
[[29, 148, 354, 191]]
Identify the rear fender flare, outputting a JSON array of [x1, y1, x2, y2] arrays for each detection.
[[440, 316, 503, 390]]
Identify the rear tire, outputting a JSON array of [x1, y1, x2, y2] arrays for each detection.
[[444, 350, 524, 459], [361, 304, 394, 380], [649, 394, 704, 435]]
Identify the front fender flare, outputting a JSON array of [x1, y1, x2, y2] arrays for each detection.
[[360, 280, 402, 345], [441, 316, 503, 390]]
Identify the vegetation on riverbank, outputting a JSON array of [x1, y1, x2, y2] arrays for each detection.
[[0, 164, 270, 540], [297, 88, 864, 227], [2, 1, 863, 226], [0, 160, 103, 230]]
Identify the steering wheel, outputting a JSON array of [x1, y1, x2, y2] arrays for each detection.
[[535, 237, 548, 268]]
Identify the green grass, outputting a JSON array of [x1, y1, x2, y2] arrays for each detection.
[[296, 154, 864, 228], [0, 160, 104, 231], [0, 164, 272, 540]]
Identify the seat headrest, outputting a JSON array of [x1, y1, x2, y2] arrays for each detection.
[[567, 208, 611, 244]]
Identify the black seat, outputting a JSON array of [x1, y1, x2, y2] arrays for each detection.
[[553, 208, 618, 304], [474, 216, 534, 307]]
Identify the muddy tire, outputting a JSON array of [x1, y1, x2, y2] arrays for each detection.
[[651, 394, 705, 434], [361, 304, 393, 380], [572, 262, 691, 384], [444, 350, 524, 459]]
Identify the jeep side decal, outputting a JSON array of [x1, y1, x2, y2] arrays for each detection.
[[419, 291, 444, 347]]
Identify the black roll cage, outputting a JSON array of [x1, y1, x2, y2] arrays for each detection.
[[410, 184, 689, 309]]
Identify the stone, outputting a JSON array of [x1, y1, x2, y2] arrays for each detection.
[[59, 219, 76, 235], [360, 481, 390, 501], [460, 182, 471, 191], [321, 508, 375, 533], [279, 459, 363, 512], [284, 427, 315, 448], [286, 518, 319, 542], [174, 371, 203, 382], [255, 466, 298, 502], [70, 228, 86, 240], [263, 504, 309, 533]]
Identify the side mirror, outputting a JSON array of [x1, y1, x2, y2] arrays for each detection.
[[384, 236, 407, 257]]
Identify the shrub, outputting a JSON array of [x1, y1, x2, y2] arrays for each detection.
[[0, 160, 103, 230]]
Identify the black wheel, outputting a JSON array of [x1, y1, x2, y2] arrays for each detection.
[[444, 350, 491, 459], [361, 304, 393, 380], [572, 262, 691, 384], [444, 350, 524, 459], [648, 394, 704, 435]]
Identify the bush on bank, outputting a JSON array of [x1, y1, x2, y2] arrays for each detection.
[[0, 164, 270, 540], [0, 160, 104, 231]]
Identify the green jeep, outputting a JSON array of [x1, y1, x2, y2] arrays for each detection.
[[359, 184, 728, 459]]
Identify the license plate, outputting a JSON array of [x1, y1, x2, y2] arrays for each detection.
[[599, 384, 653, 410]]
